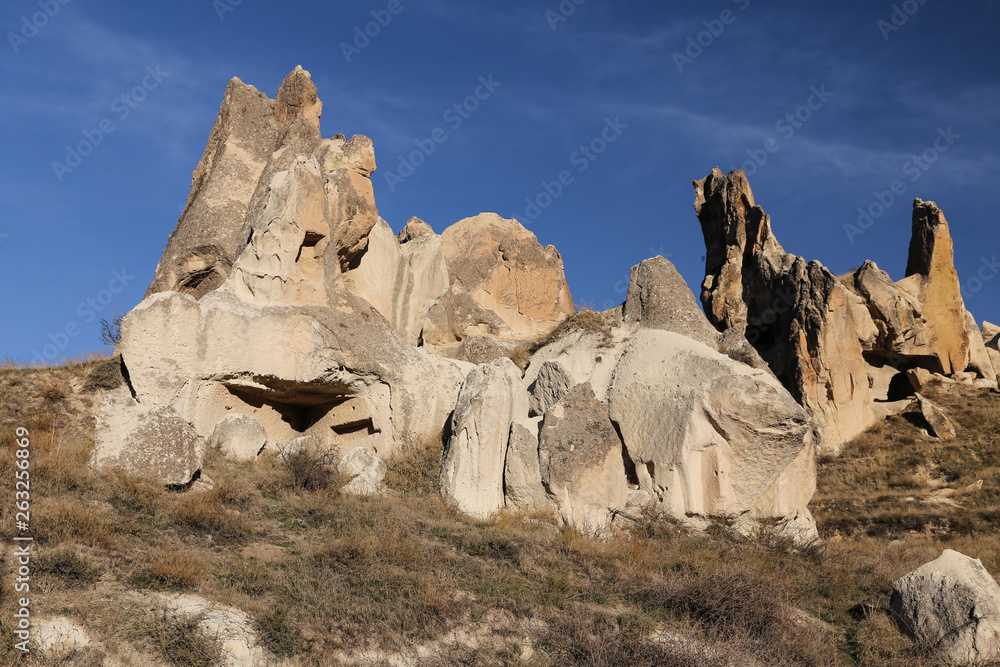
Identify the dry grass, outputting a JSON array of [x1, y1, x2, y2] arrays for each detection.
[[2, 364, 1000, 665]]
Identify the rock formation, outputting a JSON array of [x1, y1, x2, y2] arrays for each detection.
[[694, 168, 877, 454], [94, 67, 992, 550], [93, 67, 466, 485], [695, 167, 996, 455], [440, 256, 818, 539], [892, 550, 1000, 666], [345, 212, 576, 359]]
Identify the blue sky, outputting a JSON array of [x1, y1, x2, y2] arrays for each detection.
[[2, 0, 998, 363]]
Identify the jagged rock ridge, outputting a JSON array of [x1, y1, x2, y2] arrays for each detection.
[[695, 167, 996, 454]]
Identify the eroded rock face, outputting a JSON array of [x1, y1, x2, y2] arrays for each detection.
[[275, 65, 322, 132], [539, 383, 629, 533], [145, 77, 279, 299], [440, 358, 527, 519], [504, 417, 550, 511], [93, 403, 204, 486], [94, 68, 466, 484], [891, 550, 1000, 666], [423, 213, 575, 352], [853, 260, 934, 361], [207, 414, 267, 462], [343, 218, 450, 345], [694, 167, 876, 454], [145, 66, 376, 304], [623, 256, 720, 347], [904, 200, 971, 375], [343, 212, 573, 358], [442, 260, 818, 538], [608, 329, 814, 521]]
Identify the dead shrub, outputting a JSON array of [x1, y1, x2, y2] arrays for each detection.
[[538, 610, 731, 667], [171, 492, 252, 542], [34, 546, 101, 586], [148, 611, 221, 667], [83, 357, 123, 392], [637, 567, 834, 666], [34, 498, 115, 548], [384, 437, 443, 496], [39, 380, 70, 403], [251, 605, 302, 658], [283, 448, 338, 492], [142, 549, 206, 590]]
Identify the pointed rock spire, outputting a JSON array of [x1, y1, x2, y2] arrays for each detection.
[[275, 65, 322, 133]]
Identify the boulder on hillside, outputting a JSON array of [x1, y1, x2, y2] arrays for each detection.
[[916, 394, 957, 441], [891, 549, 1000, 665], [338, 446, 387, 496], [207, 414, 267, 462], [93, 402, 205, 487]]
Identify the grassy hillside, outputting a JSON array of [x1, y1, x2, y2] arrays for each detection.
[[0, 361, 998, 665]]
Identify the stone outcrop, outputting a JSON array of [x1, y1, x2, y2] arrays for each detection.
[[608, 329, 815, 527], [441, 257, 818, 538], [695, 167, 876, 454], [440, 358, 527, 519], [852, 260, 934, 361], [916, 394, 957, 441], [891, 550, 1000, 665], [421, 213, 575, 354], [903, 200, 971, 374], [93, 68, 466, 485], [343, 213, 574, 358], [695, 168, 995, 455], [622, 256, 720, 347], [343, 218, 450, 345], [538, 384, 629, 532]]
